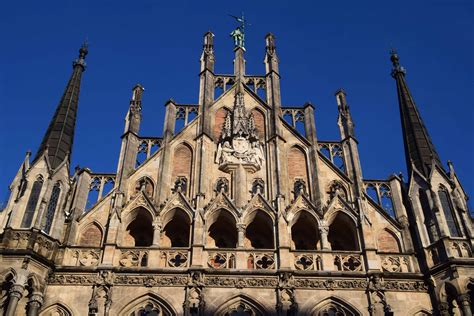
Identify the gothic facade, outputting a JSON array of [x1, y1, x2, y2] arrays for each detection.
[[0, 31, 473, 316]]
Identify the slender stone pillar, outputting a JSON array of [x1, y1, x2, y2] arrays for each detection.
[[237, 224, 246, 248], [5, 284, 24, 316], [27, 292, 44, 316], [152, 221, 162, 246], [458, 294, 472, 316]]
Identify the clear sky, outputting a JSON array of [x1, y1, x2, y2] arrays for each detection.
[[0, 0, 472, 209]]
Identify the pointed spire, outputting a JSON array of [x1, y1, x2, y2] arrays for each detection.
[[390, 49, 442, 178], [124, 84, 145, 134], [265, 33, 279, 74], [200, 31, 215, 72], [34, 42, 88, 169], [335, 88, 355, 139]]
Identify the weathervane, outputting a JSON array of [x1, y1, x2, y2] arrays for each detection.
[[229, 12, 250, 49]]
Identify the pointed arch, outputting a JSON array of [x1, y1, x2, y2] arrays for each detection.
[[244, 209, 274, 249], [42, 181, 62, 234], [290, 209, 320, 250], [214, 294, 267, 316], [160, 207, 192, 247], [377, 228, 402, 253], [213, 107, 231, 141], [287, 145, 309, 198], [206, 208, 238, 248], [438, 185, 461, 237], [78, 222, 103, 247], [310, 296, 361, 316], [123, 207, 154, 247], [39, 302, 73, 316], [133, 176, 155, 198], [171, 142, 193, 196], [21, 175, 44, 228], [251, 107, 266, 139], [118, 292, 176, 316], [328, 211, 359, 251]]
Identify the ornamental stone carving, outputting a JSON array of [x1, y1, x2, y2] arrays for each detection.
[[215, 91, 264, 173]]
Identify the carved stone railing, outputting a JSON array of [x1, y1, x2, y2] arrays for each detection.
[[117, 248, 149, 267], [448, 239, 472, 258], [332, 252, 364, 272], [282, 106, 305, 129], [88, 173, 116, 202], [379, 254, 413, 273], [159, 249, 190, 268], [68, 247, 102, 267], [175, 104, 199, 127], [137, 136, 163, 160], [292, 251, 323, 271], [2, 228, 59, 262], [214, 75, 266, 95], [207, 251, 236, 269], [246, 251, 276, 270], [318, 141, 346, 172]]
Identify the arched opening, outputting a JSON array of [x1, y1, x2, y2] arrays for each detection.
[[119, 293, 175, 316], [134, 177, 154, 198], [291, 211, 319, 250], [79, 223, 103, 247], [311, 297, 361, 316], [328, 212, 359, 251], [214, 295, 266, 316], [377, 229, 401, 253], [251, 108, 265, 140], [39, 303, 73, 316], [207, 210, 237, 248], [171, 143, 192, 196], [123, 208, 154, 247], [21, 176, 44, 227], [161, 208, 191, 247], [244, 210, 274, 249], [42, 182, 61, 234], [438, 187, 461, 237], [419, 189, 439, 243], [443, 283, 462, 316]]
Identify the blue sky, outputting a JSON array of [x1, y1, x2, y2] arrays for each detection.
[[0, 0, 472, 208]]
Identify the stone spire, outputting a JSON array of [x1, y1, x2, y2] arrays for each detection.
[[124, 84, 144, 134], [34, 42, 88, 169], [390, 49, 442, 178], [200, 31, 215, 72], [335, 88, 355, 139]]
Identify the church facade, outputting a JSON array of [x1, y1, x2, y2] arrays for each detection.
[[0, 30, 473, 316]]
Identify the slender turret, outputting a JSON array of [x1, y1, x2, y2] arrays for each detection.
[[34, 43, 88, 169], [391, 50, 442, 178]]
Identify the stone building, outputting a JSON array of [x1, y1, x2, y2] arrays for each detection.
[[0, 29, 473, 316]]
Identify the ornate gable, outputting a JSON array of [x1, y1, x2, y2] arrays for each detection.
[[204, 192, 240, 217], [284, 194, 320, 223], [242, 193, 276, 219], [159, 191, 194, 217]]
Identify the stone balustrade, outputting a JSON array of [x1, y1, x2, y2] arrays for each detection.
[[379, 253, 413, 273], [292, 251, 323, 271]]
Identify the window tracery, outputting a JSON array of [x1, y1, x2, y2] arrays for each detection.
[[21, 176, 44, 228], [438, 187, 461, 237], [42, 182, 61, 234]]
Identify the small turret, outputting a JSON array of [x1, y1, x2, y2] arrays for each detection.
[[124, 84, 145, 134]]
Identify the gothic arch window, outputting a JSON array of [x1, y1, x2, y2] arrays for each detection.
[[419, 189, 439, 243], [171, 143, 193, 195], [379, 184, 395, 218], [78, 223, 103, 247], [215, 295, 266, 316], [287, 146, 309, 198], [21, 176, 44, 228], [160, 208, 191, 247], [438, 187, 461, 237], [251, 108, 265, 140], [291, 211, 319, 250], [328, 212, 359, 251], [123, 207, 154, 247], [207, 209, 237, 248], [39, 303, 73, 316], [311, 297, 361, 316], [119, 294, 175, 316], [42, 182, 61, 234], [377, 229, 401, 253], [244, 210, 274, 249]]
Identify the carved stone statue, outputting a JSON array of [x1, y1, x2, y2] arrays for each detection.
[[230, 27, 244, 48]]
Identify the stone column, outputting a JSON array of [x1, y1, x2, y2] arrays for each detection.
[[5, 284, 25, 316], [458, 294, 472, 316], [152, 221, 162, 246], [319, 225, 330, 250], [27, 292, 44, 316], [237, 224, 246, 248]]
